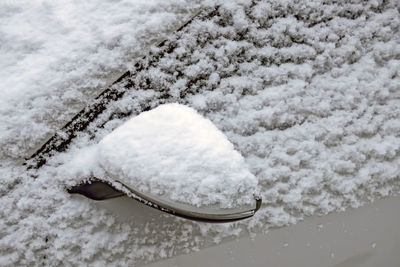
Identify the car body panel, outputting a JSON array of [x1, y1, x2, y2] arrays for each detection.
[[88, 194, 400, 267], [143, 195, 400, 267]]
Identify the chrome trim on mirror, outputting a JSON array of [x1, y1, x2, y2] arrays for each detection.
[[68, 178, 262, 223]]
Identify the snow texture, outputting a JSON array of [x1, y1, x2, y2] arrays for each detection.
[[98, 103, 258, 208], [0, 0, 197, 159], [1, 0, 400, 266]]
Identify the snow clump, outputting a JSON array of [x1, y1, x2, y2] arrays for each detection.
[[98, 103, 258, 208]]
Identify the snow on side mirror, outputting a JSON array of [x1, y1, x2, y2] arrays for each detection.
[[68, 103, 262, 223]]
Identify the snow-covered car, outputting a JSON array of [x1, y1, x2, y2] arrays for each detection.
[[1, 0, 399, 266]]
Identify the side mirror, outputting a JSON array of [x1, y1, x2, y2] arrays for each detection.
[[67, 103, 262, 223]]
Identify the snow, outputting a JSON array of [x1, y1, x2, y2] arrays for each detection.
[[98, 103, 258, 208], [1, 0, 400, 265], [0, 0, 198, 159]]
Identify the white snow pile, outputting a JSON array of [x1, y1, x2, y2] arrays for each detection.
[[98, 103, 258, 208]]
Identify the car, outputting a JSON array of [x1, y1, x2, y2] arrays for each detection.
[[2, 1, 399, 266]]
